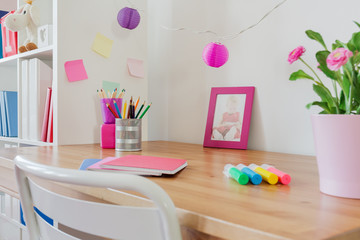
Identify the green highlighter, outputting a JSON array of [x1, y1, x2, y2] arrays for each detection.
[[223, 164, 249, 185]]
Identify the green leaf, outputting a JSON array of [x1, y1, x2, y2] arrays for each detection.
[[313, 84, 335, 109], [289, 70, 314, 81], [339, 91, 346, 111], [347, 32, 360, 52], [333, 40, 346, 50], [306, 30, 328, 50], [306, 101, 330, 113], [354, 21, 360, 29], [353, 52, 360, 65], [343, 74, 351, 98], [316, 51, 336, 80]]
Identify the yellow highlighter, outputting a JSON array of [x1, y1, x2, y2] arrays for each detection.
[[248, 164, 278, 185]]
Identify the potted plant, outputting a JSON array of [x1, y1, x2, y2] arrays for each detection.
[[288, 21, 360, 199]]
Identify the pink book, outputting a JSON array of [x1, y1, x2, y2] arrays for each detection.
[[87, 157, 162, 176], [41, 88, 52, 142], [46, 91, 53, 143], [100, 155, 188, 175]]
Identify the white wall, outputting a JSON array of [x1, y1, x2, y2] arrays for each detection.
[[148, 0, 360, 155], [56, 0, 148, 145], [1, 1, 16, 11]]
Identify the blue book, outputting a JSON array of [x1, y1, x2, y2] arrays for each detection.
[[4, 91, 18, 137], [0, 91, 7, 136], [79, 159, 101, 170], [0, 102, 2, 136], [0, 11, 9, 59]]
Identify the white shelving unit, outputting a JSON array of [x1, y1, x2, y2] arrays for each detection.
[[0, 0, 54, 147], [0, 45, 53, 65], [0, 0, 148, 147]]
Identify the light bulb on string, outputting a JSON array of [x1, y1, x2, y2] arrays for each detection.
[[162, 0, 288, 68]]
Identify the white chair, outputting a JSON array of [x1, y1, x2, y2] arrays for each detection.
[[14, 156, 182, 240]]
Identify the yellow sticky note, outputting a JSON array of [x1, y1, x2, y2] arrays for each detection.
[[91, 33, 113, 58]]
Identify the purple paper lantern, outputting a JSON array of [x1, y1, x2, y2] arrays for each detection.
[[117, 7, 141, 30], [202, 42, 229, 68]]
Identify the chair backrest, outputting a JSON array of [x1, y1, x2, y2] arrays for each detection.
[[14, 156, 182, 240]]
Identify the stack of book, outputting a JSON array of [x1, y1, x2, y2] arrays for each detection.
[[0, 91, 17, 137], [81, 155, 188, 176], [0, 10, 8, 59], [21, 58, 53, 142]]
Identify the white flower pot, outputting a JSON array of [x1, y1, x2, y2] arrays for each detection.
[[312, 114, 360, 199]]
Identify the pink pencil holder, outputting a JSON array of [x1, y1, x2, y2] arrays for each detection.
[[100, 98, 122, 124]]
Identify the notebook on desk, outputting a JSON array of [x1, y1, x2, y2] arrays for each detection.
[[100, 155, 188, 175], [84, 155, 187, 176], [85, 157, 162, 176]]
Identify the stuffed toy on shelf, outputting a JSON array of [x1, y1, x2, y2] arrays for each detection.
[[4, 0, 39, 53]]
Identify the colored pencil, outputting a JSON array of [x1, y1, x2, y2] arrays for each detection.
[[127, 97, 133, 119], [100, 89, 106, 98], [135, 97, 140, 110], [118, 89, 126, 98], [106, 103, 119, 118], [135, 101, 145, 118], [113, 100, 122, 119], [139, 103, 151, 119], [131, 100, 135, 118], [97, 90, 102, 98], [111, 88, 117, 98], [123, 100, 127, 119]]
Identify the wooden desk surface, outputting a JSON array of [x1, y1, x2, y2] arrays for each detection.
[[0, 141, 359, 240]]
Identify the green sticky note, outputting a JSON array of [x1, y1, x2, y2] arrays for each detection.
[[92, 33, 113, 58], [102, 81, 120, 95]]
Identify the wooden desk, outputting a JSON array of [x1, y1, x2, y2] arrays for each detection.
[[0, 141, 359, 240]]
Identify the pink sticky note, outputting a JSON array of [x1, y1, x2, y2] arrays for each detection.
[[64, 59, 88, 82], [127, 58, 144, 78]]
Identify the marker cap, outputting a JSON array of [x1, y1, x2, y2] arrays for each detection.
[[224, 164, 249, 185], [248, 164, 278, 185], [236, 164, 262, 185], [260, 164, 291, 185]]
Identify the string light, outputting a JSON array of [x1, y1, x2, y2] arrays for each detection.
[[161, 0, 288, 41], [161, 0, 288, 67]]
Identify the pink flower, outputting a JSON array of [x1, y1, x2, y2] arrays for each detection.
[[326, 48, 353, 71], [288, 46, 306, 64]]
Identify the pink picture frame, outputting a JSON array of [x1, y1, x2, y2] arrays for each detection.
[[203, 87, 255, 149]]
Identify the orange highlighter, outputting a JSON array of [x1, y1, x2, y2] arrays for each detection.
[[261, 164, 291, 185], [248, 164, 278, 185]]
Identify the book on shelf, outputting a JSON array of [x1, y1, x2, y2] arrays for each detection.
[[0, 91, 18, 137], [0, 10, 9, 59], [41, 87, 52, 142], [4, 91, 17, 137], [86, 157, 162, 176], [0, 91, 7, 136], [98, 155, 188, 175], [46, 91, 53, 143], [28, 58, 52, 141], [0, 11, 17, 58], [0, 101, 2, 136], [21, 60, 29, 139]]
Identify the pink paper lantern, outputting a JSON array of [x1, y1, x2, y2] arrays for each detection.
[[117, 7, 141, 30], [202, 42, 229, 68]]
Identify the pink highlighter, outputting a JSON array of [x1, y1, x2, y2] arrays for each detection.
[[260, 164, 291, 185]]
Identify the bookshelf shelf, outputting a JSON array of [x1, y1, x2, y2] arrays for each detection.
[[0, 136, 53, 146], [0, 46, 53, 66]]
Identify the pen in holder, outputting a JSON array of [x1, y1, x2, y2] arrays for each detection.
[[116, 118, 142, 151], [100, 98, 122, 124]]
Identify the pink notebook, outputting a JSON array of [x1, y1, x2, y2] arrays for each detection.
[[87, 157, 162, 176], [100, 155, 188, 175], [41, 88, 52, 142]]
